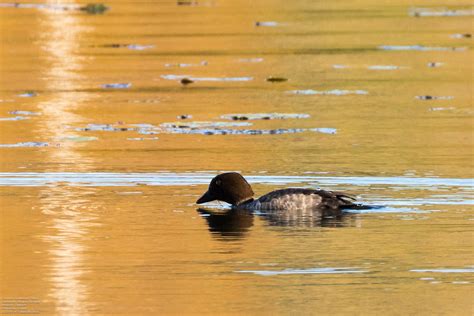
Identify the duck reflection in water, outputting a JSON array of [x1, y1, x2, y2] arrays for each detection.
[[197, 208, 254, 239], [197, 207, 357, 239]]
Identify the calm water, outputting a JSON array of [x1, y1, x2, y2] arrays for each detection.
[[0, 0, 473, 315]]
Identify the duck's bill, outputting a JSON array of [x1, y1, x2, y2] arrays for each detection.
[[196, 190, 215, 204]]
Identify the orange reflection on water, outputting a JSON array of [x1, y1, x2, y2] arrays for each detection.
[[40, 187, 100, 315], [37, 3, 93, 152], [37, 2, 97, 314]]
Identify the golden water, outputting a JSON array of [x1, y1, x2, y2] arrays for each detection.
[[0, 1, 473, 315]]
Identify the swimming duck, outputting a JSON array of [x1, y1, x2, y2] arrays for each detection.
[[196, 172, 360, 211]]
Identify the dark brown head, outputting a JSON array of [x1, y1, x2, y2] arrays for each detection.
[[196, 172, 254, 206]]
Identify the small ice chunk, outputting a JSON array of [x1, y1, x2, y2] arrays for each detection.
[[101, 83, 132, 89]]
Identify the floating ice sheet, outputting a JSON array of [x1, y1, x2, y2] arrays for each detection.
[[236, 267, 367, 276], [165, 61, 207, 67], [310, 128, 337, 135], [9, 110, 41, 116], [0, 3, 108, 13], [220, 113, 310, 120], [427, 62, 444, 68], [255, 21, 280, 27], [60, 136, 98, 142], [368, 65, 406, 70], [127, 137, 159, 141], [288, 89, 368, 96], [429, 107, 455, 111], [161, 121, 252, 129], [416, 95, 454, 100], [162, 127, 308, 136], [238, 58, 264, 63], [0, 142, 49, 148], [76, 124, 135, 132], [101, 83, 132, 89], [18, 91, 37, 97], [450, 33, 472, 39], [161, 74, 253, 82], [0, 116, 28, 121], [411, 267, 474, 273], [100, 44, 155, 50], [0, 3, 80, 10], [409, 8, 474, 17], [127, 44, 155, 51], [378, 45, 466, 51]]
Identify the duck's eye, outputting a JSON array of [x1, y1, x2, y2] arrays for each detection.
[[215, 179, 222, 186]]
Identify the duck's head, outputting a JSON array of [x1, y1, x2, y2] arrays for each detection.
[[196, 172, 254, 206]]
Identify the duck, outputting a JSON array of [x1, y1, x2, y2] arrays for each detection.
[[196, 172, 362, 211]]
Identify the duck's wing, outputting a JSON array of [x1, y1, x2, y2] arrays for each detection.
[[317, 190, 357, 209], [256, 188, 356, 210]]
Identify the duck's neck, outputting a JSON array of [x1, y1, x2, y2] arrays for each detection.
[[235, 197, 255, 206]]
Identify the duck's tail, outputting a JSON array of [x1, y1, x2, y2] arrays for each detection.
[[333, 192, 382, 210], [341, 203, 384, 210]]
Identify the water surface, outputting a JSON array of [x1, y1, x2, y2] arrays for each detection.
[[0, 0, 473, 315]]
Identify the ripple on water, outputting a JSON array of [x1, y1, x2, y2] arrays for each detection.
[[349, 207, 431, 214]]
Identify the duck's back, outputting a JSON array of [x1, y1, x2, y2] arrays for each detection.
[[243, 188, 356, 211]]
